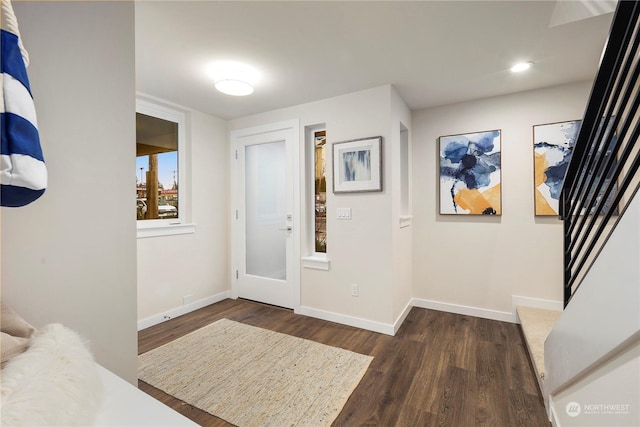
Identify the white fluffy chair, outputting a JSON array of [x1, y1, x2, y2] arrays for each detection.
[[1, 309, 103, 426]]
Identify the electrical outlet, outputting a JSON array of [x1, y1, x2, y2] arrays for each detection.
[[351, 284, 359, 297]]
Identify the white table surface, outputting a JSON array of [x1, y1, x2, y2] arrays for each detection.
[[93, 364, 199, 427]]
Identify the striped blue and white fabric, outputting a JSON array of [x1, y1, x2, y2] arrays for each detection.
[[1, 0, 46, 207]]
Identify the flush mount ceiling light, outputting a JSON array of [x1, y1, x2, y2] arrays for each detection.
[[208, 61, 261, 96], [510, 61, 534, 73], [215, 79, 254, 96]]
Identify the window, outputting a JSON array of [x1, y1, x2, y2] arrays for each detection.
[[302, 124, 329, 270], [136, 113, 178, 220], [136, 98, 193, 237], [314, 130, 327, 253], [399, 122, 412, 227]]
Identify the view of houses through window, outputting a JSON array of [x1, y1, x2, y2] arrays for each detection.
[[136, 113, 179, 221], [315, 130, 327, 252]]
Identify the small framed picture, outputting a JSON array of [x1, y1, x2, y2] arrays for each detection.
[[332, 136, 382, 193]]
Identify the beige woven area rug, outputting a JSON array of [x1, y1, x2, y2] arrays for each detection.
[[138, 318, 373, 427]]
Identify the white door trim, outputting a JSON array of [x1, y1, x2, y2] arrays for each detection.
[[230, 119, 300, 312]]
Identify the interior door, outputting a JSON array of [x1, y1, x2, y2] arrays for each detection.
[[234, 126, 295, 309]]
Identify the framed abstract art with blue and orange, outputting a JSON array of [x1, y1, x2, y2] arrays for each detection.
[[533, 120, 581, 216], [534, 119, 618, 216], [439, 130, 502, 215]]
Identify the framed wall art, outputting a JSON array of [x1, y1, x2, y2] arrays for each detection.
[[583, 119, 619, 215], [534, 119, 619, 216], [533, 120, 581, 216], [332, 136, 382, 193], [439, 130, 501, 215]]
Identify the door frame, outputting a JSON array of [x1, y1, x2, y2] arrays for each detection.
[[230, 119, 300, 312]]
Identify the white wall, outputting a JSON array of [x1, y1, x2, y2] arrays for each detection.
[[229, 86, 403, 329], [550, 341, 639, 426], [545, 191, 640, 424], [137, 104, 229, 323], [411, 81, 591, 317], [390, 87, 413, 325], [1, 2, 138, 383]]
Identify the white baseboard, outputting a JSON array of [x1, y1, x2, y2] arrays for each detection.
[[512, 295, 563, 323], [300, 296, 554, 333], [412, 298, 514, 323], [393, 300, 413, 334], [298, 306, 395, 336], [137, 291, 231, 331], [137, 293, 562, 334]]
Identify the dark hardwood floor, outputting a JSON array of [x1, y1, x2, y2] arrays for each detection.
[[138, 298, 550, 426]]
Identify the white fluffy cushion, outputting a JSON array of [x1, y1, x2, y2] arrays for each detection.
[[1, 323, 103, 426]]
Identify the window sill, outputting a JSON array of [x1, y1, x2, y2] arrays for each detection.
[[302, 254, 330, 270], [399, 215, 413, 228], [137, 222, 196, 239]]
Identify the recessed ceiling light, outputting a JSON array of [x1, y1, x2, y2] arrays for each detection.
[[208, 61, 261, 96], [511, 61, 533, 73]]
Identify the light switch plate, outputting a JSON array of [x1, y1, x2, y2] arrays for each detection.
[[337, 208, 352, 219]]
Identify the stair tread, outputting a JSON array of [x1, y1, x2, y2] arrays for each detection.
[[516, 306, 561, 381]]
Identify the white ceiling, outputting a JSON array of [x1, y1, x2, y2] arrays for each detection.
[[135, 1, 615, 120]]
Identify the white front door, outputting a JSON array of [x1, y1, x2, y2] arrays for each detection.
[[231, 121, 299, 309]]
